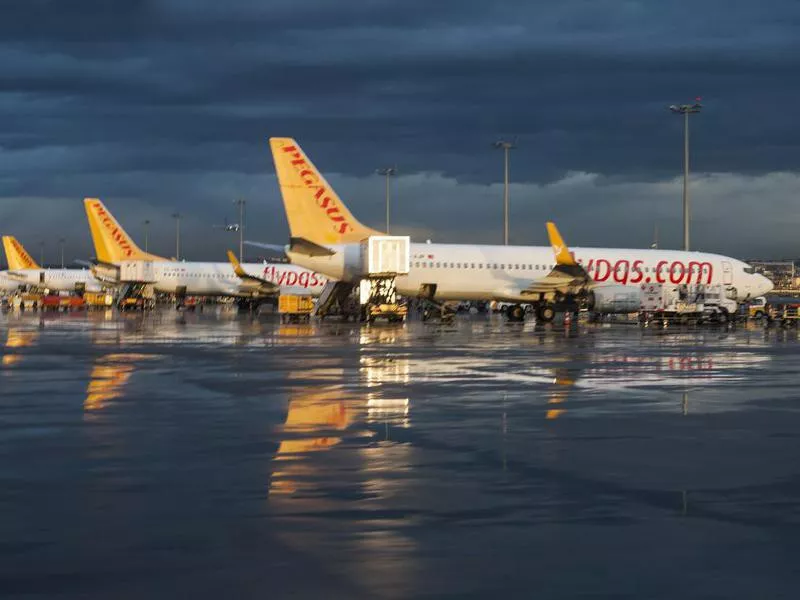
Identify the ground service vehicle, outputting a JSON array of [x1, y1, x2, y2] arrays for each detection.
[[639, 283, 738, 327], [765, 299, 800, 327], [748, 296, 767, 319], [279, 295, 314, 323]]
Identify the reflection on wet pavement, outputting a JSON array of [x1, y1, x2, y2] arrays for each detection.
[[1, 310, 800, 598]]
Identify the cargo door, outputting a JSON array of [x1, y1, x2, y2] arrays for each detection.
[[722, 261, 733, 285]]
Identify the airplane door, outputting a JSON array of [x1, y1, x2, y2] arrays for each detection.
[[39, 271, 45, 285], [722, 261, 733, 285]]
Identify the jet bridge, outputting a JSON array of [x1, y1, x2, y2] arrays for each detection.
[[357, 236, 410, 323], [116, 261, 157, 310]]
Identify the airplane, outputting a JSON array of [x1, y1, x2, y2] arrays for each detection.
[[213, 217, 240, 232], [1, 236, 104, 294], [261, 137, 773, 322], [82, 198, 328, 303]]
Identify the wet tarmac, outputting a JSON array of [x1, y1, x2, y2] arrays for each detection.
[[2, 308, 800, 599]]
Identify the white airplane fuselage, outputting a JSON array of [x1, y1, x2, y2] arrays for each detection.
[[288, 243, 773, 304], [0, 271, 19, 293], [110, 261, 327, 297], [1, 268, 104, 293]]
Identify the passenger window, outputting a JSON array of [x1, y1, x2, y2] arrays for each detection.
[[500, 264, 505, 269]]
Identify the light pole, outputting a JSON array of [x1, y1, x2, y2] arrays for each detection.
[[143, 220, 151, 253], [669, 99, 702, 251], [171, 213, 181, 260], [376, 167, 396, 233], [492, 139, 516, 245], [233, 199, 246, 260], [39, 241, 45, 267], [58, 238, 65, 268]]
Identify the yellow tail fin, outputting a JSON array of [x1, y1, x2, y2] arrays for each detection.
[[83, 198, 165, 263], [2, 236, 41, 270], [269, 138, 381, 245]]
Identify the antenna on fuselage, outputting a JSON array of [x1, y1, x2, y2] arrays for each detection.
[[651, 223, 659, 249]]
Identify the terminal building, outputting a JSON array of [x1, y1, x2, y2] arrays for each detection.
[[749, 260, 800, 294]]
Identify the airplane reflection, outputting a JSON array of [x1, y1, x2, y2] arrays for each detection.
[[2, 327, 39, 368], [84, 353, 159, 412], [270, 385, 358, 495], [270, 355, 413, 496], [546, 372, 576, 420]]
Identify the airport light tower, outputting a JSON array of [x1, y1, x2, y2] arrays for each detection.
[[669, 99, 702, 251], [171, 212, 181, 260], [376, 167, 396, 234], [492, 138, 516, 245], [143, 220, 151, 253], [58, 238, 65, 268], [233, 199, 246, 260]]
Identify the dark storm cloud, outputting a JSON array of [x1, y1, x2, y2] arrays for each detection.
[[1, 0, 799, 263]]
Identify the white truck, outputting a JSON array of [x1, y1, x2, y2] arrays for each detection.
[[639, 283, 738, 327]]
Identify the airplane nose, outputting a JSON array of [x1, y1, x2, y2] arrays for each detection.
[[757, 274, 774, 296]]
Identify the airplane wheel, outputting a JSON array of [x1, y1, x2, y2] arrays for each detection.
[[537, 305, 555, 323], [508, 304, 525, 322]]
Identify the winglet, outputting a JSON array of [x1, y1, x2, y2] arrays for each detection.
[[226, 250, 248, 277], [546, 222, 577, 267]]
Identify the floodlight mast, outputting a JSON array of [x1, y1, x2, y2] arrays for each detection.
[[669, 100, 702, 251], [376, 167, 397, 234], [492, 139, 516, 245], [171, 213, 181, 260]]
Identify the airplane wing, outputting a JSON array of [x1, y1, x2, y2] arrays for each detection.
[[226, 250, 280, 295], [6, 271, 30, 281], [520, 222, 591, 296]]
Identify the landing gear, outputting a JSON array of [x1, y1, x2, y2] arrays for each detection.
[[536, 304, 556, 323], [236, 298, 263, 313], [507, 304, 525, 322], [420, 300, 455, 323]]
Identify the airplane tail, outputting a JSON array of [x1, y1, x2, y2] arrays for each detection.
[[269, 138, 382, 246], [2, 236, 41, 270], [83, 198, 165, 263]]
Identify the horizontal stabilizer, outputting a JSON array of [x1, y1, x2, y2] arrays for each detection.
[[289, 237, 336, 257], [244, 241, 287, 254]]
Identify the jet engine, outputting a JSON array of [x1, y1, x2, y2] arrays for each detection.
[[588, 285, 640, 314]]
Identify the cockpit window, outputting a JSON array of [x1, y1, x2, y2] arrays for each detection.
[[744, 267, 755, 274]]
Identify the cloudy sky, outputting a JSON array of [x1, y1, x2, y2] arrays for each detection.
[[1, 0, 799, 265]]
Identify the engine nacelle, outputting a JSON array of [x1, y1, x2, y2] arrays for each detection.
[[588, 285, 640, 314]]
